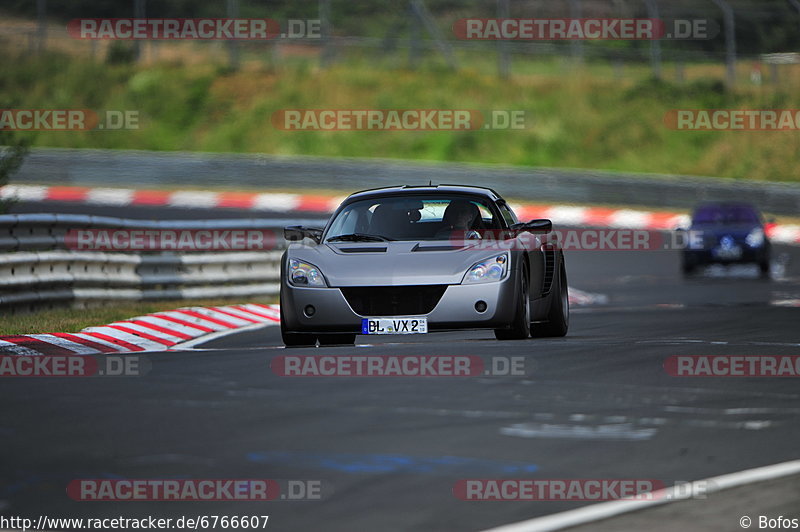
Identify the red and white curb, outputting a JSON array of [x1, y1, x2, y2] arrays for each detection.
[[513, 204, 800, 246], [0, 291, 605, 355], [0, 184, 344, 214], [568, 288, 608, 306], [3, 184, 799, 245], [0, 303, 280, 355]]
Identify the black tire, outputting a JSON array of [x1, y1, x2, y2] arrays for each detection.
[[280, 304, 316, 347], [759, 259, 771, 279], [532, 261, 569, 338], [318, 333, 357, 346], [282, 333, 317, 347], [494, 265, 531, 340]]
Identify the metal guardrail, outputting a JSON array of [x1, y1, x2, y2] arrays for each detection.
[[14, 148, 800, 215], [0, 214, 306, 311], [0, 213, 321, 252]]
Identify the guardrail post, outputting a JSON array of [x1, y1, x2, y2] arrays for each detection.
[[133, 0, 146, 62], [319, 0, 334, 67], [497, 0, 510, 79], [226, 0, 240, 70], [789, 0, 800, 85], [408, 1, 422, 70], [711, 0, 736, 87], [410, 0, 457, 70], [643, 0, 662, 79], [36, 0, 47, 53], [789, 0, 800, 21], [569, 0, 584, 65]]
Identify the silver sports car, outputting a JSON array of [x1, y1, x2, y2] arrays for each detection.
[[279, 185, 569, 346]]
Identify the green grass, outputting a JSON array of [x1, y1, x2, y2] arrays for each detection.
[[3, 48, 800, 182], [0, 298, 277, 336]]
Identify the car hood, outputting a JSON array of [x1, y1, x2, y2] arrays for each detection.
[[690, 223, 761, 239], [288, 241, 510, 287]]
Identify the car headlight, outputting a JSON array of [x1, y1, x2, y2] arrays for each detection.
[[288, 259, 326, 287], [745, 228, 765, 247], [463, 254, 509, 284]]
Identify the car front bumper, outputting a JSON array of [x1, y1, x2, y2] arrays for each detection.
[[281, 274, 520, 334], [683, 246, 769, 265]]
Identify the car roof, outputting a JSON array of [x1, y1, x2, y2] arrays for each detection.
[[343, 184, 503, 202], [693, 202, 760, 211], [690, 202, 763, 225]]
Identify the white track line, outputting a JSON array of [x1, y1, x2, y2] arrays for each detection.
[[482, 458, 800, 532], [171, 321, 277, 350]]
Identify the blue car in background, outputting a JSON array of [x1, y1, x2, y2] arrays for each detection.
[[681, 202, 771, 277]]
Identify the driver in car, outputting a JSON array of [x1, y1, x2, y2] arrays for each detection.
[[436, 199, 482, 240]]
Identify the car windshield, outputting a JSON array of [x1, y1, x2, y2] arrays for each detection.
[[692, 205, 760, 225], [325, 195, 502, 242]]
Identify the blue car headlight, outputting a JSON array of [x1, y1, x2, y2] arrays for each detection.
[[463, 254, 509, 284], [288, 259, 326, 287], [745, 228, 765, 248]]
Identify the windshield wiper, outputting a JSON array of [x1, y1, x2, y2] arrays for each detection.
[[326, 233, 394, 242]]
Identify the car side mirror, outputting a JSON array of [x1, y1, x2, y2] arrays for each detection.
[[284, 226, 323, 244], [511, 219, 553, 235]]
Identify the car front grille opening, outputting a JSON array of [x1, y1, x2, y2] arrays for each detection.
[[341, 285, 448, 316]]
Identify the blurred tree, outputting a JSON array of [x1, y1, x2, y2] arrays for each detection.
[[0, 130, 31, 214]]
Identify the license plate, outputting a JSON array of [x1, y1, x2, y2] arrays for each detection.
[[713, 245, 742, 259], [361, 317, 428, 335]]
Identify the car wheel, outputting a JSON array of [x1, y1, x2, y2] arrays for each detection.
[[318, 334, 356, 346], [532, 261, 569, 338], [280, 305, 317, 347], [494, 264, 531, 340], [759, 259, 771, 279]]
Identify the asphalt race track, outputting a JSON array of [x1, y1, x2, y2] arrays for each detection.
[[2, 202, 800, 531]]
